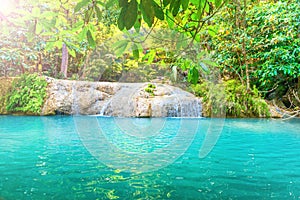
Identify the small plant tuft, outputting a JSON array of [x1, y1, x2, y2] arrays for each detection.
[[145, 83, 156, 96]]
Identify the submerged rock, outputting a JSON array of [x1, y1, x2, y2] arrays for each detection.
[[42, 78, 202, 117]]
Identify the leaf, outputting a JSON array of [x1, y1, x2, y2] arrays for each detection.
[[166, 10, 174, 28], [84, 9, 93, 23], [163, 0, 171, 7], [188, 67, 199, 84], [125, 0, 138, 29], [132, 44, 139, 60], [112, 40, 129, 56], [215, 0, 222, 8], [35, 21, 43, 34], [181, 0, 189, 11], [190, 0, 200, 6], [208, 27, 217, 37], [153, 2, 164, 20], [140, 0, 155, 27], [87, 30, 96, 48], [78, 26, 88, 41], [134, 15, 142, 32], [117, 7, 126, 30], [170, 0, 180, 16], [118, 0, 137, 30], [95, 5, 102, 21], [68, 48, 76, 58], [74, 0, 90, 13], [201, 59, 218, 67]]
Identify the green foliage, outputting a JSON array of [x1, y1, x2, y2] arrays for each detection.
[[248, 1, 300, 92], [6, 74, 47, 114], [144, 83, 156, 96], [212, 1, 300, 95], [192, 79, 270, 117], [0, 78, 14, 114]]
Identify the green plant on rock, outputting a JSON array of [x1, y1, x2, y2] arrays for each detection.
[[144, 83, 156, 96], [192, 79, 270, 117], [6, 73, 48, 114]]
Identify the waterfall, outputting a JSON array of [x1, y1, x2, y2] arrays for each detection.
[[99, 98, 111, 116], [71, 82, 80, 115], [168, 87, 202, 118]]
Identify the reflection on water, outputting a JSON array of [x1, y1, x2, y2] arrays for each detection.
[[0, 116, 299, 199]]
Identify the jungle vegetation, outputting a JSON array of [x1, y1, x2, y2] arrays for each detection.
[[0, 0, 299, 117]]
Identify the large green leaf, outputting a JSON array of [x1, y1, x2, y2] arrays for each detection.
[[125, 0, 138, 29], [153, 1, 164, 20], [117, 0, 138, 30], [170, 0, 180, 16], [140, 0, 155, 27], [181, 0, 189, 11], [117, 9, 126, 30]]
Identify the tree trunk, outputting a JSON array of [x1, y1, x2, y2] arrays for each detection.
[[61, 43, 68, 78]]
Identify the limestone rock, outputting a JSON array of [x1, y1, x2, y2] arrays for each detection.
[[41, 79, 202, 117]]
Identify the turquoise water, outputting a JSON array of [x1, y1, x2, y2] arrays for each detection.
[[0, 116, 299, 200]]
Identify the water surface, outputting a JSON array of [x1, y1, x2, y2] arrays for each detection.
[[0, 116, 299, 199]]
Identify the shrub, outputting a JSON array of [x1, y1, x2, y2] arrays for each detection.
[[6, 73, 47, 114], [192, 79, 270, 117]]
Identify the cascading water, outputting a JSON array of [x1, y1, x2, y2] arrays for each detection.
[[164, 86, 202, 118], [71, 82, 80, 115], [99, 83, 144, 117]]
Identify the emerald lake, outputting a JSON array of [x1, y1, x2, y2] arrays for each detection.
[[0, 116, 299, 199]]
